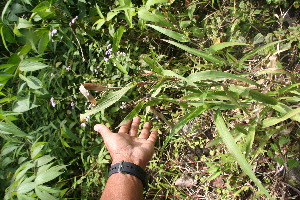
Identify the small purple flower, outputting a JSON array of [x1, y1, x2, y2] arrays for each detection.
[[49, 29, 58, 37], [109, 55, 113, 59], [66, 66, 71, 71], [105, 48, 112, 55], [80, 123, 86, 127], [104, 57, 108, 62], [120, 102, 127, 109], [50, 97, 56, 107], [70, 101, 74, 109], [69, 16, 78, 26], [50, 73, 54, 77]]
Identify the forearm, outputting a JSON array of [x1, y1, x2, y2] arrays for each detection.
[[100, 173, 144, 200]]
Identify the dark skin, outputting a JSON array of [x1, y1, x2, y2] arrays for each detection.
[[94, 117, 158, 200]]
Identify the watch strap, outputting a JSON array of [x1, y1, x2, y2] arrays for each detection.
[[108, 161, 148, 190]]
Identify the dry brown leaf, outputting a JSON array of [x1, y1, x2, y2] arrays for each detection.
[[211, 176, 225, 188], [82, 83, 109, 92], [175, 176, 197, 187], [267, 56, 277, 68], [79, 84, 97, 105]]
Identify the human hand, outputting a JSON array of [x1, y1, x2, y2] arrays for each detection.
[[94, 117, 158, 169]]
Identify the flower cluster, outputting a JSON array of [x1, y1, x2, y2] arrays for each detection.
[[66, 66, 71, 71], [103, 44, 127, 63]]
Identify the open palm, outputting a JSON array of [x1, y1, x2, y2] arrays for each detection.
[[94, 117, 158, 169]]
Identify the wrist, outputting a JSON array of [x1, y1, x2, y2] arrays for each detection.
[[112, 158, 147, 170]]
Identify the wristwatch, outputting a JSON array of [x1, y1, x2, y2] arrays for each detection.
[[108, 160, 148, 190]]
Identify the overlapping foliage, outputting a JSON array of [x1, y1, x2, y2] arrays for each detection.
[[1, 0, 299, 199]]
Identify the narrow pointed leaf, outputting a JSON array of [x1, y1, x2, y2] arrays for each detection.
[[80, 83, 136, 121], [262, 107, 300, 128], [163, 40, 226, 65], [160, 106, 207, 154], [215, 111, 273, 199], [239, 40, 283, 66], [187, 71, 260, 87], [209, 42, 247, 53], [147, 24, 189, 42]]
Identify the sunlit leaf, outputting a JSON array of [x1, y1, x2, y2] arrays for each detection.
[[187, 71, 260, 87], [19, 60, 49, 72], [147, 24, 189, 42], [160, 106, 207, 155], [80, 83, 136, 121], [215, 111, 273, 199], [209, 42, 247, 53], [163, 40, 226, 65], [262, 107, 300, 128]]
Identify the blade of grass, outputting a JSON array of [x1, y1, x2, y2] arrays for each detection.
[[239, 40, 283, 66], [163, 40, 226, 65], [215, 110, 273, 199], [209, 42, 247, 53], [160, 106, 207, 156], [262, 107, 300, 128], [147, 24, 189, 42], [187, 71, 260, 87]]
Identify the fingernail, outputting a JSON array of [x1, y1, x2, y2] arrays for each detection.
[[94, 125, 99, 132]]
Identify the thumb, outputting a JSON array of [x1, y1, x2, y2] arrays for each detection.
[[94, 124, 112, 139]]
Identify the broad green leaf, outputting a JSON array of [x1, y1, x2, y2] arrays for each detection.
[[0, 72, 13, 82], [160, 106, 207, 155], [19, 74, 43, 89], [187, 71, 260, 87], [118, 102, 145, 127], [16, 18, 33, 29], [38, 33, 50, 54], [16, 161, 35, 181], [147, 24, 189, 42], [113, 26, 126, 52], [209, 42, 247, 53], [138, 7, 172, 27], [163, 70, 198, 88], [19, 60, 49, 72], [17, 194, 36, 200], [35, 163, 66, 185], [163, 40, 226, 65], [229, 85, 277, 105], [106, 11, 119, 21], [35, 185, 60, 194], [0, 122, 28, 137], [80, 83, 136, 121], [215, 111, 273, 199], [35, 188, 56, 200], [239, 40, 283, 66], [0, 64, 14, 70], [31, 142, 46, 159], [146, 0, 169, 7], [262, 107, 300, 128], [35, 155, 55, 167], [12, 95, 30, 112], [17, 182, 35, 194]]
